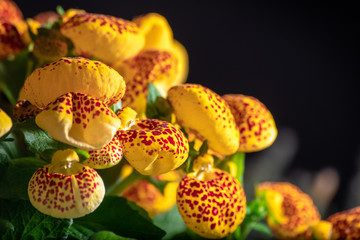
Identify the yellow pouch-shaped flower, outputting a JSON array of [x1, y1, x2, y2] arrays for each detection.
[[28, 149, 105, 218], [117, 119, 188, 175], [327, 207, 360, 240], [177, 166, 246, 239], [84, 136, 123, 169], [223, 94, 277, 152], [36, 92, 120, 150], [168, 84, 239, 156], [0, 108, 12, 138], [21, 57, 126, 109], [61, 13, 144, 63], [257, 182, 327, 240]]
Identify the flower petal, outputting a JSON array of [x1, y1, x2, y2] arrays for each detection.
[[122, 179, 178, 217], [177, 168, 246, 239], [168, 84, 240, 155], [21, 57, 126, 109], [61, 13, 144, 63], [117, 119, 188, 175], [223, 94, 277, 152], [28, 149, 105, 218], [0, 108, 12, 138], [257, 182, 321, 240], [113, 50, 185, 113], [83, 136, 123, 169], [327, 207, 360, 240], [35, 92, 120, 150], [0, 19, 25, 58]]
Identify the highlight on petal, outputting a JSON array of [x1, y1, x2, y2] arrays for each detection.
[[256, 182, 322, 240], [167, 84, 240, 156], [62, 9, 86, 23], [327, 206, 360, 240], [0, 19, 25, 58], [0, 108, 12, 138], [35, 92, 120, 150], [177, 167, 246, 239], [28, 149, 105, 218], [83, 136, 123, 169], [121, 168, 180, 216], [21, 57, 126, 109], [61, 13, 144, 63], [116, 107, 137, 130], [13, 100, 41, 121], [117, 119, 188, 175], [113, 50, 186, 113], [223, 94, 277, 152]]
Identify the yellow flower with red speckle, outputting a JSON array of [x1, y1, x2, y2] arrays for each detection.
[[168, 84, 240, 156], [327, 206, 360, 240], [223, 94, 277, 152], [257, 182, 331, 240], [117, 118, 188, 175], [176, 154, 246, 239], [28, 149, 105, 218]]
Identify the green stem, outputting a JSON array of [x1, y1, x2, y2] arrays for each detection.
[[237, 152, 245, 186], [0, 81, 16, 106], [107, 169, 144, 196]]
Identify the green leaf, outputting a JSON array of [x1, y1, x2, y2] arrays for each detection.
[[0, 199, 72, 240], [0, 156, 47, 200], [0, 219, 14, 234], [198, 140, 208, 155], [0, 50, 28, 105], [153, 206, 187, 240], [90, 231, 135, 240], [14, 118, 75, 159], [74, 196, 165, 240], [56, 5, 65, 16], [227, 152, 245, 185], [249, 222, 273, 237], [146, 83, 173, 121]]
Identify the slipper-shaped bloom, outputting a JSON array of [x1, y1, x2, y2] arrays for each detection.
[[83, 136, 123, 169], [327, 206, 360, 240], [168, 84, 240, 156], [117, 119, 188, 175], [33, 29, 68, 62], [0, 108, 12, 137], [60, 12, 144, 63], [28, 149, 105, 218], [114, 50, 185, 113], [0, 19, 25, 58], [223, 94, 277, 152], [21, 57, 126, 109], [36, 92, 120, 150], [122, 169, 180, 216], [256, 182, 331, 240], [177, 155, 246, 239]]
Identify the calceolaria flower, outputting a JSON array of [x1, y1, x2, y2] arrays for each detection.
[[117, 117, 189, 175], [32, 29, 68, 62], [61, 12, 145, 64], [257, 182, 332, 240], [28, 149, 105, 218], [121, 165, 180, 216], [0, 108, 12, 137], [113, 13, 188, 114], [223, 94, 277, 152], [20, 57, 125, 150], [177, 154, 246, 239], [0, 18, 25, 58], [168, 84, 240, 156], [327, 206, 360, 240]]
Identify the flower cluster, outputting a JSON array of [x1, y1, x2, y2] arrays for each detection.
[[1, 1, 359, 240]]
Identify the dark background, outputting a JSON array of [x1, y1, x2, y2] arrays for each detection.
[[14, 0, 360, 214]]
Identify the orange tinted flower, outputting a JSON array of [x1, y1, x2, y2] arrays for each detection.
[[327, 207, 360, 240]]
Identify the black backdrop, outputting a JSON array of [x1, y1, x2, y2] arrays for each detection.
[[14, 0, 360, 211]]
